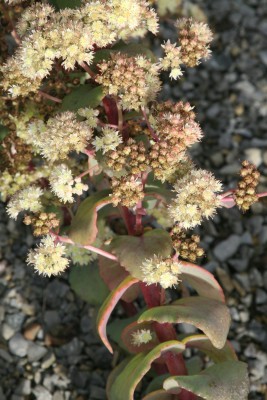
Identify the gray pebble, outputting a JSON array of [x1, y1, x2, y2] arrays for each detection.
[[27, 342, 48, 362], [255, 288, 267, 305], [213, 234, 241, 261], [90, 385, 106, 400], [8, 334, 29, 357], [32, 385, 52, 400]]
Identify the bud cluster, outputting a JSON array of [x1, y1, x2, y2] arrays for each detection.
[[23, 212, 60, 237], [111, 176, 144, 207], [171, 226, 204, 262], [96, 54, 161, 110], [234, 161, 260, 212], [149, 101, 202, 181]]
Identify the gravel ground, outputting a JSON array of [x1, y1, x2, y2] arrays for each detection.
[[1, 0, 267, 399]]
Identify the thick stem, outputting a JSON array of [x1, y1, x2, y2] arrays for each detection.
[[119, 206, 136, 236]]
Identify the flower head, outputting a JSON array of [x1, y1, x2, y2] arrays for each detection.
[[131, 329, 153, 347], [7, 186, 43, 219], [141, 256, 181, 289], [93, 128, 123, 154], [27, 235, 69, 277], [168, 169, 222, 229], [66, 244, 97, 266]]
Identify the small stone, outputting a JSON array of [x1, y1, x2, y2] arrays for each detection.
[[9, 334, 29, 357], [24, 323, 41, 341], [52, 391, 65, 400], [244, 148, 262, 167], [215, 267, 234, 292], [259, 51, 267, 66], [44, 310, 60, 329], [0, 305, 5, 323], [41, 352, 56, 369], [255, 289, 267, 305], [213, 235, 241, 262], [1, 323, 15, 340], [0, 348, 13, 363], [229, 258, 249, 272], [32, 385, 52, 400], [27, 342, 48, 362], [90, 385, 106, 400], [15, 380, 31, 396]]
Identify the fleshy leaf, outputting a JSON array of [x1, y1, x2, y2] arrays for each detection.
[[97, 276, 139, 353], [61, 84, 105, 111], [163, 360, 249, 400], [69, 262, 109, 306], [109, 341, 185, 400], [106, 358, 131, 398], [110, 229, 173, 280], [99, 255, 139, 302], [121, 321, 159, 354], [143, 390, 174, 400], [183, 335, 237, 363], [69, 190, 111, 245], [138, 296, 231, 349], [180, 262, 225, 303]]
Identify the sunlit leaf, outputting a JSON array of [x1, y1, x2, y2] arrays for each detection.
[[180, 261, 225, 303], [183, 334, 237, 363], [109, 341, 185, 400], [110, 229, 173, 280], [69, 262, 109, 305], [97, 276, 139, 353], [69, 190, 111, 245], [164, 361, 249, 400], [139, 296, 231, 349]]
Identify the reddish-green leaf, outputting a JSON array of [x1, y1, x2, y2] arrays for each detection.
[[143, 390, 174, 400], [138, 296, 231, 349], [180, 261, 225, 303], [121, 321, 159, 354], [109, 341, 185, 400], [69, 190, 111, 245], [111, 229, 173, 280], [182, 334, 237, 363], [97, 276, 139, 353], [99, 254, 139, 303], [164, 361, 249, 400], [106, 358, 130, 398]]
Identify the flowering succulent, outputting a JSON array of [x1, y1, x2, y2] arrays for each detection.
[[0, 2, 260, 399]]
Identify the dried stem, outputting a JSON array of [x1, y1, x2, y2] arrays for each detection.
[[38, 90, 62, 103]]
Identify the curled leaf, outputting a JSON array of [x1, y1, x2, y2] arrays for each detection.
[[164, 361, 249, 400], [97, 276, 139, 353], [138, 296, 231, 349]]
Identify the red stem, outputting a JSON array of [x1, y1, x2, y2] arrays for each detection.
[[38, 90, 62, 103], [119, 206, 136, 235]]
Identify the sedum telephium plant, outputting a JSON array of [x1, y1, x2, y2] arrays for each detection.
[[1, 1, 265, 399]]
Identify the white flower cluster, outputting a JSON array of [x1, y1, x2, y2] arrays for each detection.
[[93, 127, 122, 154], [7, 186, 43, 219], [141, 256, 181, 289], [50, 164, 88, 203], [168, 169, 222, 229], [160, 40, 183, 80], [27, 235, 69, 277], [25, 112, 92, 162]]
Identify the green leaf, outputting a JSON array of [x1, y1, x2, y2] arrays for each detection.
[[139, 296, 231, 349], [107, 315, 138, 352], [110, 229, 173, 280], [61, 84, 105, 112], [69, 190, 111, 245], [48, 0, 81, 10], [0, 124, 9, 141], [107, 358, 131, 398], [145, 374, 170, 395], [69, 262, 109, 306], [183, 334, 237, 364], [163, 361, 249, 400], [180, 261, 225, 303], [97, 276, 139, 353], [109, 341, 185, 400]]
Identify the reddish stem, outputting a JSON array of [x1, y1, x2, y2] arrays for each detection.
[[103, 96, 119, 125], [120, 300, 138, 317], [80, 61, 96, 78], [119, 206, 136, 235]]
